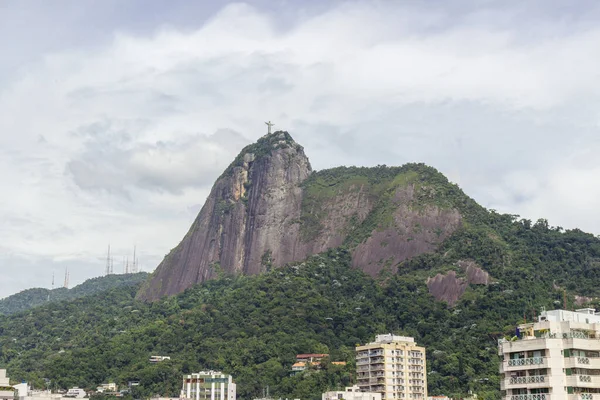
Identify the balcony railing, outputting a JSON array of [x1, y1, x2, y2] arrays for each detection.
[[509, 376, 547, 385], [579, 376, 592, 383], [507, 358, 545, 367], [510, 394, 549, 400], [578, 357, 591, 365]]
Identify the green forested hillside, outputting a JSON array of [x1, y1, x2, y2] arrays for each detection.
[[1, 210, 599, 400], [1, 166, 600, 400], [0, 273, 148, 315]]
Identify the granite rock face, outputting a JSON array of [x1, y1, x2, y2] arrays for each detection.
[[137, 131, 467, 301], [426, 260, 492, 306]]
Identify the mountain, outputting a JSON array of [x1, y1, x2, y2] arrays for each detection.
[[137, 131, 485, 301], [2, 134, 600, 399], [0, 272, 148, 315]]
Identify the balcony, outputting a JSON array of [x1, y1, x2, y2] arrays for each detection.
[[507, 394, 549, 400], [565, 357, 600, 369], [502, 358, 547, 372], [571, 395, 600, 400], [501, 376, 548, 390], [566, 375, 600, 387], [370, 357, 385, 364]]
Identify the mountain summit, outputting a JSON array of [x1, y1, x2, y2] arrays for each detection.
[[137, 131, 476, 301]]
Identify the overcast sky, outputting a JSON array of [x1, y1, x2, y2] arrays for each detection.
[[2, 0, 600, 299]]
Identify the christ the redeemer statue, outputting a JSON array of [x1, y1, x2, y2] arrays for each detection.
[[265, 121, 274, 134]]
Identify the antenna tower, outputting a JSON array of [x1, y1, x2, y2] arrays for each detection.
[[132, 245, 137, 274], [48, 272, 55, 302], [63, 267, 69, 289], [106, 245, 111, 276]]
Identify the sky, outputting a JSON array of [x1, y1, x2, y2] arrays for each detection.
[[2, 0, 600, 299]]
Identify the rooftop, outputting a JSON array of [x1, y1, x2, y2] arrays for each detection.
[[374, 334, 415, 344]]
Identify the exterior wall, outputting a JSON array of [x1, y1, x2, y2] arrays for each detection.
[[323, 386, 382, 400], [499, 309, 600, 400], [0, 369, 14, 400], [356, 336, 426, 400], [182, 371, 236, 400]]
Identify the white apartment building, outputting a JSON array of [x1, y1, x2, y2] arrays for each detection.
[[181, 371, 236, 400], [0, 370, 14, 400], [499, 308, 600, 400], [356, 334, 427, 400], [323, 385, 382, 400]]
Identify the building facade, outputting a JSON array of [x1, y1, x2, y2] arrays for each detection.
[[181, 371, 236, 400], [323, 385, 382, 400], [356, 334, 427, 400], [0, 370, 14, 400], [499, 308, 600, 400]]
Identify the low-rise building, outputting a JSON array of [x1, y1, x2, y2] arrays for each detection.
[[296, 354, 329, 363], [181, 371, 236, 400], [292, 354, 346, 375], [323, 385, 382, 400], [0, 370, 15, 400], [150, 356, 171, 363], [63, 388, 86, 399], [96, 383, 118, 393]]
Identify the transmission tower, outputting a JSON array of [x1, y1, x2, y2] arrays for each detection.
[[63, 267, 69, 289], [106, 245, 111, 276], [132, 245, 138, 274]]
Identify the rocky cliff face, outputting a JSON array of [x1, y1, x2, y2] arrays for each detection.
[[137, 131, 469, 301], [426, 260, 492, 306]]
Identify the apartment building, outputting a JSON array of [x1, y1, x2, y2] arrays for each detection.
[[181, 371, 236, 400], [356, 334, 427, 400], [0, 370, 14, 400], [499, 308, 600, 400]]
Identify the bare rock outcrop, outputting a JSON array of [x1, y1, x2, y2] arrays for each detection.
[[136, 131, 468, 301], [427, 271, 469, 307], [427, 260, 492, 306]]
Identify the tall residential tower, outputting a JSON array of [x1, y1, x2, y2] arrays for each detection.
[[356, 334, 427, 400]]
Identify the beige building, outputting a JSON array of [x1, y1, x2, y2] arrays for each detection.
[[356, 334, 427, 400], [499, 308, 600, 400], [323, 385, 382, 400]]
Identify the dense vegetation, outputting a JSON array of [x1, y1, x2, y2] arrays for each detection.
[[0, 273, 148, 315], [2, 164, 600, 400], [1, 220, 599, 400], [300, 163, 487, 244]]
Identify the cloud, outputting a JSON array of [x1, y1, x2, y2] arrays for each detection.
[[2, 1, 600, 297], [67, 124, 247, 194]]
